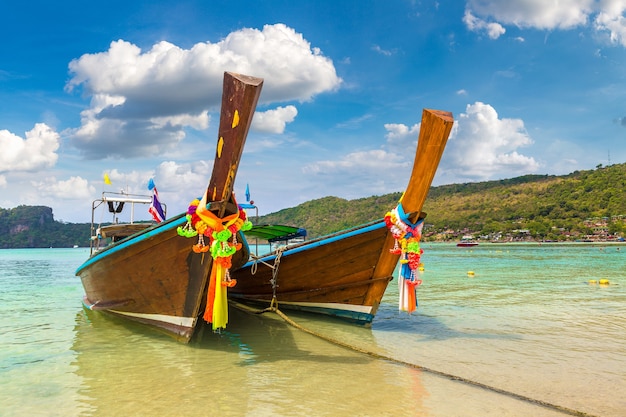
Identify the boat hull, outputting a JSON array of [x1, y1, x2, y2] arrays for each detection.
[[76, 214, 211, 342], [229, 221, 396, 324]]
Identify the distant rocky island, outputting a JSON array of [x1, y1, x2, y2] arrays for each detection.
[[0, 206, 90, 249]]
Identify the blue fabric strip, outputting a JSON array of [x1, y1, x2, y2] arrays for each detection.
[[396, 203, 424, 228]]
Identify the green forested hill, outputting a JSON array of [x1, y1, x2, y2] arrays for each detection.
[[0, 206, 90, 248], [256, 163, 626, 241], [256, 193, 403, 237], [1, 163, 624, 248]]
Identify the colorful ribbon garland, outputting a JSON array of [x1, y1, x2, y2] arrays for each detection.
[[177, 192, 252, 330], [384, 203, 424, 313]]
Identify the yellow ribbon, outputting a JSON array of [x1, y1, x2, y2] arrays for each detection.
[[195, 190, 241, 330]]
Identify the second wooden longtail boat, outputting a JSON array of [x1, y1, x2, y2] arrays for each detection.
[[228, 109, 454, 323]]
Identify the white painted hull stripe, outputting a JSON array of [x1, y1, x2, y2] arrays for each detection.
[[109, 310, 196, 328], [271, 301, 373, 314]]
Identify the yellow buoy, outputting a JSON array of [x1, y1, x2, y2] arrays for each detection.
[[599, 279, 610, 285], [467, 271, 475, 276], [419, 266, 425, 272]]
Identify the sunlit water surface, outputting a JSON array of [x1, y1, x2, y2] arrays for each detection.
[[1, 244, 624, 417]]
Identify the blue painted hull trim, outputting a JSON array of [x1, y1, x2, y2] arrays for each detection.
[[75, 214, 187, 275]]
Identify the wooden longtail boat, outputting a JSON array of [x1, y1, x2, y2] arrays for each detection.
[[229, 109, 453, 323], [75, 72, 263, 342]]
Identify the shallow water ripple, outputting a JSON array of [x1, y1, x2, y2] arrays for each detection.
[[1, 245, 624, 416]]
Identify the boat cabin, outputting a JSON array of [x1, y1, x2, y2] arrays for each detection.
[[89, 191, 165, 254]]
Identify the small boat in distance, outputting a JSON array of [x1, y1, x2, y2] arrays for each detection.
[[457, 235, 479, 247]]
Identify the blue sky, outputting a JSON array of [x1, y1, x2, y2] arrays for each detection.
[[1, 0, 626, 223]]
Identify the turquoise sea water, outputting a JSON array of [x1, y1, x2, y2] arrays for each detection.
[[1, 244, 624, 417]]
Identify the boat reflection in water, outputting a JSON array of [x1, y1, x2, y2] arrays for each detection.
[[70, 306, 435, 416], [71, 300, 572, 417]]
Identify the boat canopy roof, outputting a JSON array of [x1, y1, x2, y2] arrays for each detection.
[[244, 224, 307, 243]]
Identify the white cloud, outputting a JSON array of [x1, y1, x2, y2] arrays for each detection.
[[252, 106, 298, 134], [464, 0, 626, 47], [384, 123, 419, 141], [0, 175, 6, 188], [301, 147, 413, 198], [444, 102, 540, 180], [148, 160, 217, 214], [106, 168, 146, 186], [32, 176, 96, 200], [595, 6, 626, 46], [383, 123, 420, 154], [465, 0, 592, 30], [66, 24, 342, 159], [72, 116, 187, 159], [305, 149, 406, 172], [243, 136, 293, 155], [301, 105, 539, 195], [33, 164, 212, 220], [151, 111, 210, 130], [0, 123, 60, 173], [371, 45, 395, 56], [463, 10, 506, 39], [153, 160, 212, 190], [301, 122, 424, 197]]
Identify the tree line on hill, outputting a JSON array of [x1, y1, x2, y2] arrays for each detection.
[[0, 163, 624, 248], [256, 163, 626, 242]]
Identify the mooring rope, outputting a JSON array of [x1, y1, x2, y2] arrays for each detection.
[[229, 300, 601, 417], [249, 246, 285, 277]]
